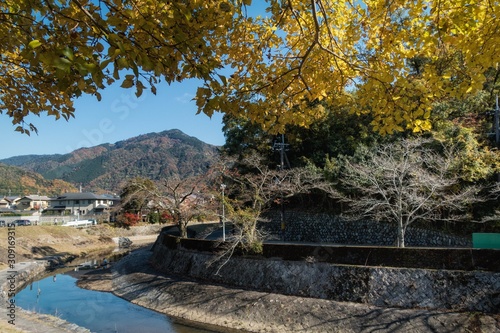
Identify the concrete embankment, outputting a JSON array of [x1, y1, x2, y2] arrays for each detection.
[[151, 235, 500, 313], [79, 247, 499, 333]]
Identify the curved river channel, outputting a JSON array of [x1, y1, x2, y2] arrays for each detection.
[[16, 272, 217, 333]]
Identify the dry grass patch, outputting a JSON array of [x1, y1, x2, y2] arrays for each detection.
[[0, 322, 24, 333], [0, 224, 163, 266], [0, 225, 115, 264]]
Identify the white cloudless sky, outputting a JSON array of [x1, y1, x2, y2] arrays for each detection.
[[0, 79, 225, 159]]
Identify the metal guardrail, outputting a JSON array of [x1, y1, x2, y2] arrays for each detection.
[[0, 214, 107, 226]]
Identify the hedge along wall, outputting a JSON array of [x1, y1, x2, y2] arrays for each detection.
[[260, 211, 472, 247], [151, 233, 500, 313]]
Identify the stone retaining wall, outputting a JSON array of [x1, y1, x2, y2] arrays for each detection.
[[262, 211, 471, 247], [151, 233, 500, 313]]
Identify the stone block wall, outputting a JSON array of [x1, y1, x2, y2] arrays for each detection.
[[261, 211, 471, 247], [151, 233, 500, 313]]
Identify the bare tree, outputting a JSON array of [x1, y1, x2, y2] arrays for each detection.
[[221, 153, 329, 249], [206, 153, 329, 273], [120, 176, 211, 237], [118, 177, 158, 225], [159, 177, 211, 238], [332, 138, 494, 248]]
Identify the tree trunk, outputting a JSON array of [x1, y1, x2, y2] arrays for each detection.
[[396, 219, 405, 248], [179, 221, 187, 238], [174, 211, 187, 238]]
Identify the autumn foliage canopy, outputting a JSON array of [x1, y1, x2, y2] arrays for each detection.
[[1, 0, 499, 134]]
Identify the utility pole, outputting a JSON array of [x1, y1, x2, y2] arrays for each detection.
[[488, 94, 500, 182], [487, 95, 500, 146], [220, 184, 226, 242], [495, 95, 499, 147], [273, 134, 289, 241], [494, 95, 500, 182], [493, 62, 499, 147], [273, 134, 291, 169]]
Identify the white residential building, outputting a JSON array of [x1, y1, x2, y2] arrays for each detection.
[[46, 192, 120, 216], [17, 195, 51, 211]]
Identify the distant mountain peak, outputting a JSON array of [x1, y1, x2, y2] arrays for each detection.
[[0, 129, 219, 193]]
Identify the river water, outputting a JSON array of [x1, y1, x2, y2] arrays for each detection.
[[16, 272, 216, 333]]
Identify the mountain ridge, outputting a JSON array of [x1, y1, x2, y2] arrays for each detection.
[[0, 129, 220, 194]]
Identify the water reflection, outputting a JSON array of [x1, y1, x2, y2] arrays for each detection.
[[17, 274, 215, 333]]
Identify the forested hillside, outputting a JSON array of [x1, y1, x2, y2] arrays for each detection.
[[0, 163, 77, 197], [0, 129, 219, 193]]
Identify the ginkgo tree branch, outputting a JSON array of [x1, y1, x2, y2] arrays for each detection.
[[2, 0, 499, 135]]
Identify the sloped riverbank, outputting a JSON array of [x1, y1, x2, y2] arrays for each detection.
[[78, 248, 500, 333]]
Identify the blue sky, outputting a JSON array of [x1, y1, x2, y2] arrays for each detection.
[[0, 2, 274, 160], [0, 79, 225, 160]]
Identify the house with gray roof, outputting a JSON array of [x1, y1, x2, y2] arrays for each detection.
[[46, 192, 120, 216]]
